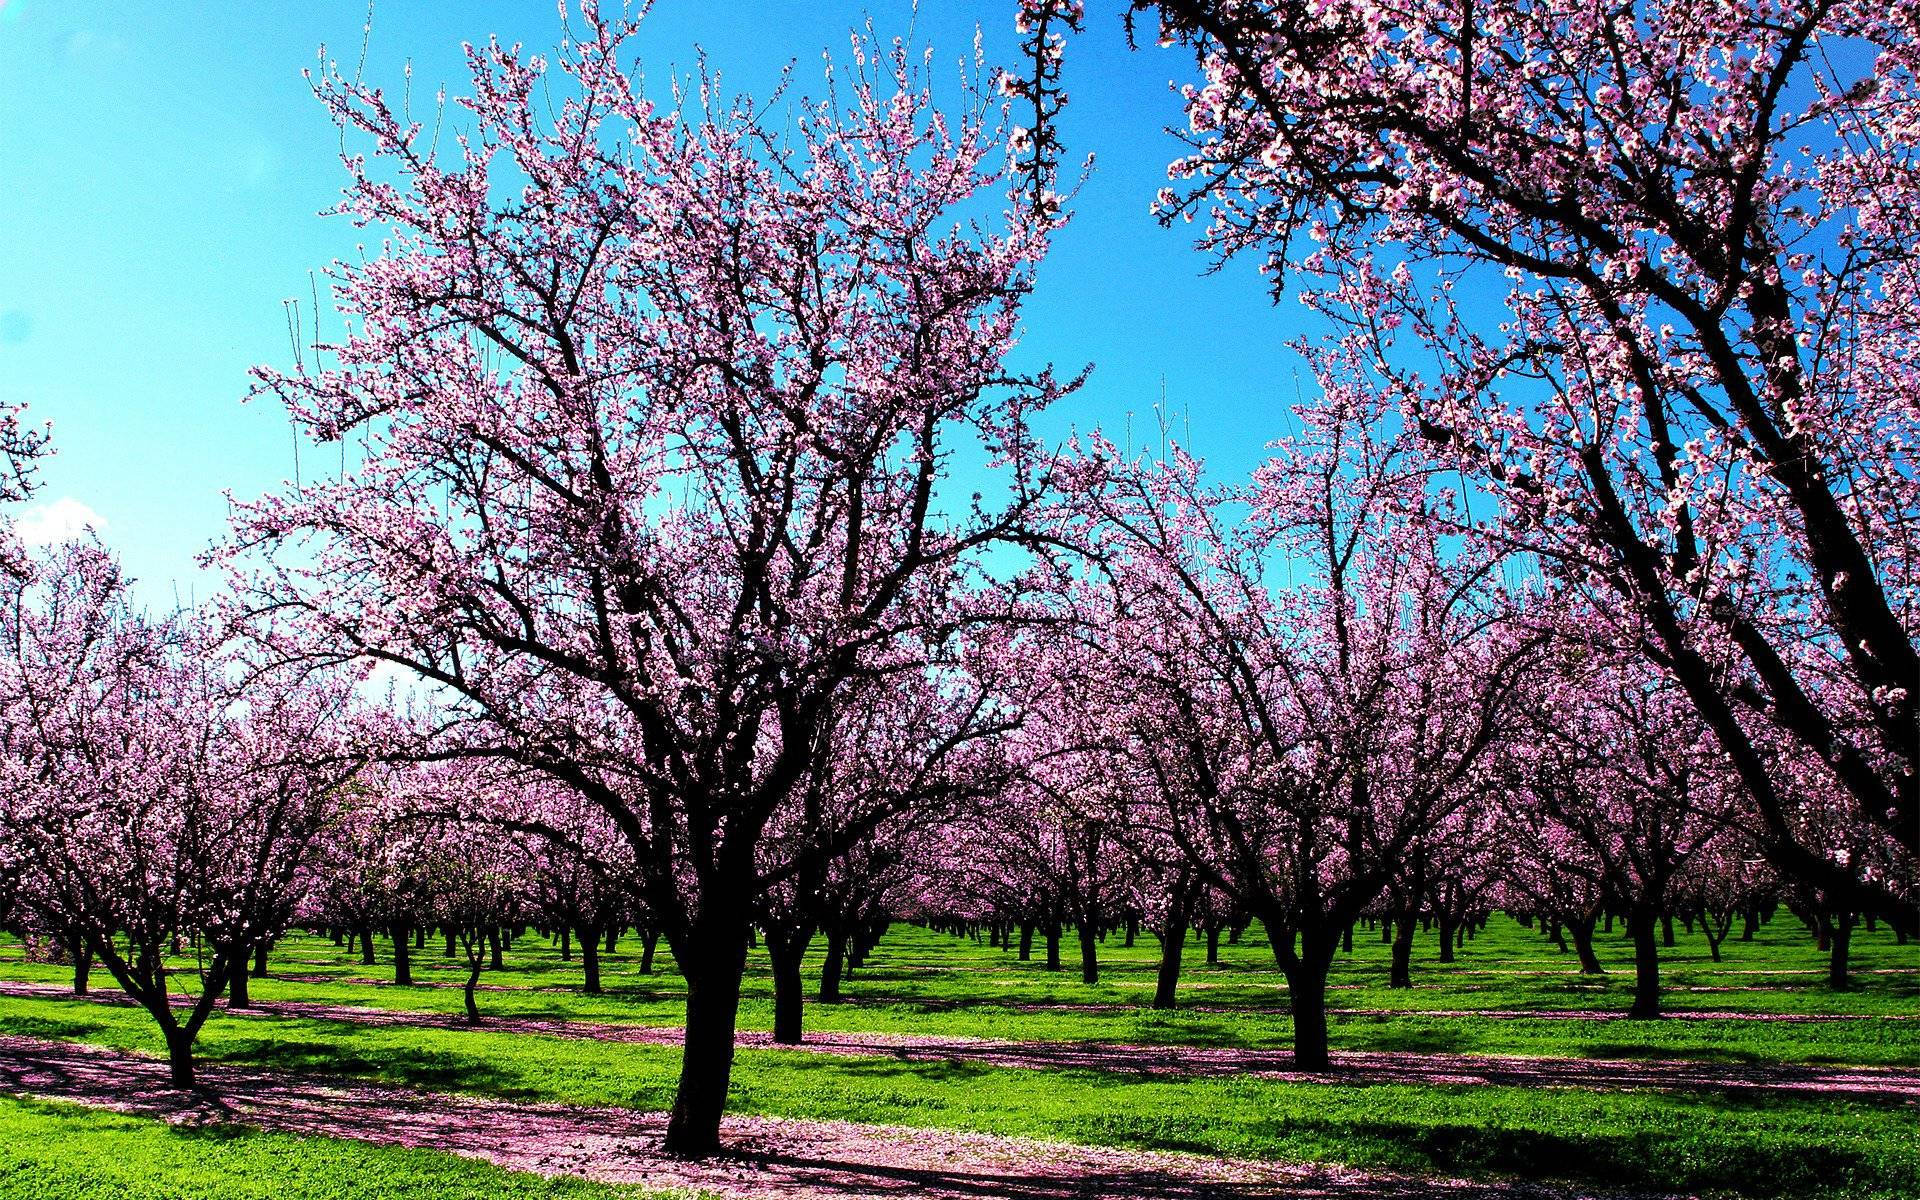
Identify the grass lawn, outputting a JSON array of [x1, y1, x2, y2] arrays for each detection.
[[0, 915, 1914, 1198], [0, 1093, 691, 1200]]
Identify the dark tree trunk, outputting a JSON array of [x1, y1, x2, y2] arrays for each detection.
[[1044, 924, 1061, 970], [1205, 925, 1220, 964], [768, 926, 811, 1044], [1628, 905, 1662, 1019], [606, 926, 619, 954], [1152, 891, 1191, 1010], [560, 924, 572, 961], [1017, 923, 1033, 961], [663, 931, 749, 1158], [463, 958, 482, 1024], [1829, 912, 1854, 991], [1269, 925, 1335, 1071], [1341, 922, 1353, 953], [1075, 919, 1099, 984], [487, 927, 504, 970], [252, 941, 270, 978], [392, 923, 412, 987], [1389, 908, 1416, 988], [1568, 915, 1606, 975], [445, 928, 456, 957], [640, 929, 659, 974], [70, 936, 92, 996], [227, 955, 251, 1008], [359, 924, 376, 966], [1436, 912, 1457, 963], [819, 927, 849, 1003], [164, 1025, 196, 1088], [580, 925, 602, 994], [1124, 915, 1137, 948], [1661, 913, 1676, 948], [1741, 906, 1760, 941]]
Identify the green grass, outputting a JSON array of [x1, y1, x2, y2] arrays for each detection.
[[0, 988, 1915, 1199], [0, 915, 1915, 1199], [9, 915, 1911, 1066], [0, 1093, 695, 1199]]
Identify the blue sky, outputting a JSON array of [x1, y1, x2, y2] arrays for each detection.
[[0, 0, 1316, 600]]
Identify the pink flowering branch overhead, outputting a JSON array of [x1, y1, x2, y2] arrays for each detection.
[[1078, 0, 1920, 925]]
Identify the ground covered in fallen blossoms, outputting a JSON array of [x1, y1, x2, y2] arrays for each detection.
[[0, 917, 1914, 1199]]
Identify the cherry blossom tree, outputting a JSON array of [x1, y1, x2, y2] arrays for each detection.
[[0, 541, 363, 1086], [224, 7, 1071, 1155], [1515, 645, 1746, 1018], [302, 782, 432, 983], [1036, 381, 1536, 1068], [508, 786, 635, 996], [1060, 0, 1919, 926]]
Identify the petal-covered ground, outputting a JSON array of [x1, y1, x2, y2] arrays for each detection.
[[6, 980, 1915, 1102], [0, 1034, 1657, 1200]]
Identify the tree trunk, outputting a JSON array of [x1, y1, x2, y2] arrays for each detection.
[[1272, 929, 1335, 1071], [606, 926, 619, 954], [392, 923, 412, 987], [359, 924, 376, 966], [768, 927, 810, 1044], [1389, 908, 1416, 988], [1628, 905, 1662, 1019], [1436, 911, 1457, 963], [560, 924, 572, 961], [1152, 900, 1190, 1011], [580, 925, 602, 994], [487, 927, 504, 971], [164, 1025, 196, 1088], [1044, 924, 1061, 971], [1660, 913, 1676, 948], [1017, 923, 1033, 961], [1075, 919, 1099, 984], [819, 927, 849, 1004], [463, 959, 482, 1024], [445, 928, 456, 957], [1741, 906, 1760, 941], [1568, 915, 1606, 975], [252, 941, 270, 978], [1828, 912, 1854, 991], [70, 936, 92, 995], [227, 955, 251, 1008], [1205, 925, 1220, 964], [640, 929, 659, 975], [663, 937, 748, 1158]]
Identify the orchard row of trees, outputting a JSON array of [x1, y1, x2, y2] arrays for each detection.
[[0, 0, 1913, 1161]]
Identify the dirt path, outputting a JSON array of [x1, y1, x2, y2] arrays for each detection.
[[4, 980, 1915, 1102], [0, 1033, 1647, 1200]]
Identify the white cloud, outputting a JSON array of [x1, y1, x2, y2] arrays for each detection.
[[17, 497, 105, 547]]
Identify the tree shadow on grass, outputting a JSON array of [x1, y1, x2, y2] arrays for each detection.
[[211, 1033, 533, 1099], [1352, 1117, 1883, 1199]]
